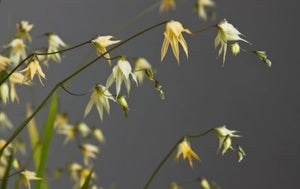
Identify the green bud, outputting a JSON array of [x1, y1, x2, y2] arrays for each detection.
[[237, 144, 246, 162], [199, 178, 210, 189]]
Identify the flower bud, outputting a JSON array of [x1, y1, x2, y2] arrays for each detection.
[[231, 42, 240, 55], [117, 95, 129, 118]]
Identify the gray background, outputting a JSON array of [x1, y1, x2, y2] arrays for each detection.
[[0, 0, 299, 188]]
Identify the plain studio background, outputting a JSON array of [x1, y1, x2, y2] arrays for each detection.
[[0, 0, 299, 188]]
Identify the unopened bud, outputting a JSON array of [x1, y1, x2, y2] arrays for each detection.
[[237, 144, 246, 162], [231, 42, 240, 55], [0, 83, 9, 104], [117, 95, 129, 118], [155, 81, 165, 99], [199, 178, 210, 189], [93, 128, 105, 143]]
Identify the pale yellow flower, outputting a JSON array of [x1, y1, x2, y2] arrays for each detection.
[[159, 0, 176, 13], [0, 83, 9, 104], [92, 35, 120, 66], [68, 162, 82, 181], [161, 20, 192, 64], [77, 122, 91, 138], [47, 33, 67, 62], [20, 170, 42, 189], [213, 125, 241, 155], [8, 38, 27, 66], [175, 137, 200, 168], [215, 19, 249, 65], [106, 58, 137, 96], [0, 55, 11, 71], [196, 0, 214, 20], [134, 58, 153, 84], [9, 72, 30, 103], [54, 113, 68, 129], [19, 60, 46, 85], [84, 85, 115, 121], [80, 143, 99, 166], [93, 128, 105, 143], [57, 124, 77, 144], [16, 21, 34, 42]]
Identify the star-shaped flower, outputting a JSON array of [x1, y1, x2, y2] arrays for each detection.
[[19, 59, 46, 85], [159, 0, 176, 13], [175, 137, 200, 168], [106, 58, 137, 96], [9, 72, 31, 103], [84, 85, 115, 121], [196, 0, 215, 20], [213, 125, 241, 155], [16, 21, 34, 43], [215, 19, 249, 65], [161, 20, 192, 65], [91, 35, 120, 66]]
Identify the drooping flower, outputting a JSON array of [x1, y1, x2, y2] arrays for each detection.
[[93, 128, 105, 143], [77, 122, 91, 138], [106, 58, 137, 96], [169, 182, 182, 189], [196, 0, 215, 20], [68, 162, 82, 181], [54, 113, 69, 129], [8, 38, 27, 66], [91, 35, 120, 66], [47, 33, 67, 62], [80, 143, 100, 166], [0, 55, 11, 71], [57, 125, 77, 144], [175, 137, 200, 168], [215, 19, 249, 65], [134, 57, 154, 84], [84, 85, 115, 121], [20, 170, 42, 189], [159, 0, 176, 13], [213, 125, 241, 155], [161, 20, 192, 64], [16, 21, 34, 43], [9, 72, 30, 103], [0, 83, 9, 104], [19, 59, 46, 85]]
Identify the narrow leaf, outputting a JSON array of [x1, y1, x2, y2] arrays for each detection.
[[80, 171, 93, 189], [0, 150, 14, 189], [34, 94, 57, 189]]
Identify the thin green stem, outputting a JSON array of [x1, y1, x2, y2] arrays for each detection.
[[144, 128, 214, 189], [111, 1, 161, 35], [144, 137, 183, 189], [0, 40, 91, 86], [192, 25, 217, 34], [0, 20, 168, 157]]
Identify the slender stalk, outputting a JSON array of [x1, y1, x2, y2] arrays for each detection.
[[112, 1, 161, 35], [144, 128, 214, 189], [192, 25, 217, 34], [0, 40, 91, 86], [0, 20, 168, 157]]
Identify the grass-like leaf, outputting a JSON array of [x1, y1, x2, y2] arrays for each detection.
[[0, 150, 14, 189], [80, 170, 93, 189], [34, 94, 57, 189]]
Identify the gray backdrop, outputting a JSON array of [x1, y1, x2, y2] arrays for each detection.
[[0, 0, 299, 188]]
